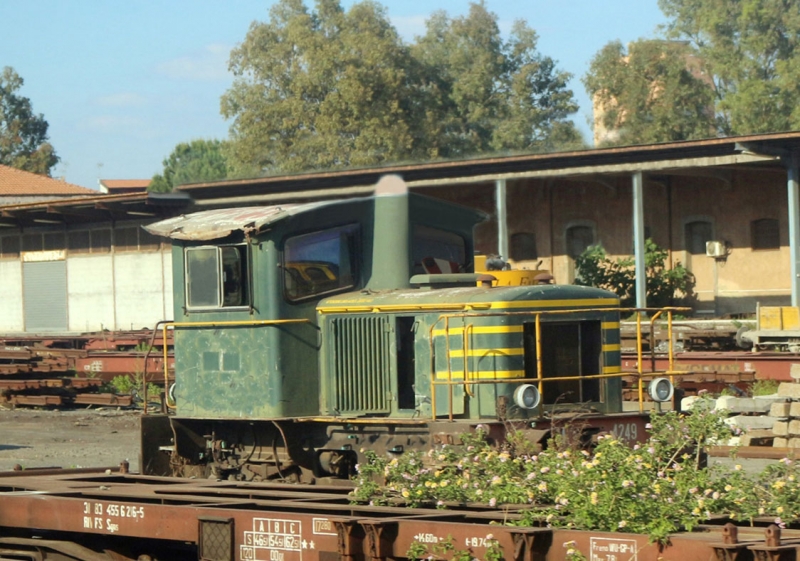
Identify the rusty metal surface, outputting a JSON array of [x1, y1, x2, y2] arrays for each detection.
[[76, 353, 173, 380], [143, 205, 310, 240], [709, 446, 800, 460], [0, 330, 173, 408], [622, 351, 800, 381], [0, 471, 795, 561]]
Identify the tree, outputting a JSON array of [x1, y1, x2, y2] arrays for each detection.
[[0, 67, 59, 176], [584, 1, 800, 141], [149, 139, 230, 193], [222, 0, 417, 174], [221, 0, 583, 174], [573, 239, 693, 308], [657, 0, 800, 135], [584, 40, 717, 146], [658, 0, 800, 134], [412, 4, 583, 158]]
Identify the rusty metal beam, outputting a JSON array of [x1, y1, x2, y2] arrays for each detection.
[[0, 472, 796, 561]]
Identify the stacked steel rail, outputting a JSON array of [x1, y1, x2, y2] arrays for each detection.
[[0, 330, 172, 408]]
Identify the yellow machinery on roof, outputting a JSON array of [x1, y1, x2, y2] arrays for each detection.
[[474, 255, 553, 286]]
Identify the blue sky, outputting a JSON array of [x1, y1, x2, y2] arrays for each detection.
[[1, 1, 668, 190]]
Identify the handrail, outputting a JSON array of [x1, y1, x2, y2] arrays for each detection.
[[429, 306, 692, 420], [463, 323, 475, 398]]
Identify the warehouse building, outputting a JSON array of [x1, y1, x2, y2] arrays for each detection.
[[1, 131, 799, 333]]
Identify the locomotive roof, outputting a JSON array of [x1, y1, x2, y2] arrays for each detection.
[[318, 282, 620, 312], [143, 201, 337, 241]]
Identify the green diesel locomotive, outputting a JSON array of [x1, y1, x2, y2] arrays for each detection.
[[141, 175, 663, 482]]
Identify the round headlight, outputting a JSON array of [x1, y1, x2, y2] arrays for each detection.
[[648, 377, 674, 403], [513, 384, 541, 410]]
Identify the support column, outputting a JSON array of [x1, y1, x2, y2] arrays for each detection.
[[496, 179, 509, 259], [788, 154, 800, 306], [632, 172, 647, 309]]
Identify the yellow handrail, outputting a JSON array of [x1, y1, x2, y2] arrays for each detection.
[[428, 306, 691, 419]]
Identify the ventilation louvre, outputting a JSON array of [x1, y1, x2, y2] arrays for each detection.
[[330, 316, 392, 415]]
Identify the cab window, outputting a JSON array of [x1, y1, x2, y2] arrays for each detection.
[[412, 225, 466, 274], [185, 245, 250, 309], [283, 224, 359, 302]]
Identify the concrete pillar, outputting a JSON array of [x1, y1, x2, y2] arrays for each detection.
[[495, 179, 509, 260], [788, 154, 800, 306], [632, 172, 647, 309]]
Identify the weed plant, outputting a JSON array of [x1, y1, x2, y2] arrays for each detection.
[[351, 399, 796, 544]]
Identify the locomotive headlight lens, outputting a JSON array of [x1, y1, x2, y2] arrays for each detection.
[[648, 377, 674, 402], [513, 384, 541, 410]]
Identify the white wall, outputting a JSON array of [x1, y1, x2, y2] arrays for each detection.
[[0, 260, 23, 332], [114, 251, 169, 330], [67, 255, 115, 332], [0, 249, 173, 333]]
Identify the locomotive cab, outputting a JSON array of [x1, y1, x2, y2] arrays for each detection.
[[142, 176, 627, 481]]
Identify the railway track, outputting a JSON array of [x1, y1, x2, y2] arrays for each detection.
[[0, 467, 794, 561]]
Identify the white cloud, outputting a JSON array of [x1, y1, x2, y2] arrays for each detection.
[[95, 92, 146, 107], [156, 43, 231, 81]]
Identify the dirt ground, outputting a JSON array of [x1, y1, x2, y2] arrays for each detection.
[[0, 408, 141, 473], [0, 407, 777, 477]]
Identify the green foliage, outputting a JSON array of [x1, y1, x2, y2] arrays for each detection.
[[573, 239, 692, 307], [658, 0, 800, 134], [406, 535, 502, 561], [585, 1, 800, 140], [750, 379, 779, 396], [583, 39, 716, 146], [351, 402, 800, 544], [106, 374, 161, 400], [149, 139, 233, 193], [411, 4, 584, 158], [0, 67, 59, 176], [222, 0, 583, 175]]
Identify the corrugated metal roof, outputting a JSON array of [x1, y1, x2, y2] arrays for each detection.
[[143, 203, 333, 240]]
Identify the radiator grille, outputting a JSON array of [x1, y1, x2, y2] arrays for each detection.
[[330, 316, 392, 414]]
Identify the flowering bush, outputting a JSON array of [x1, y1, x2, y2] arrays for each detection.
[[351, 401, 800, 544]]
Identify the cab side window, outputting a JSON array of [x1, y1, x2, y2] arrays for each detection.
[[185, 245, 250, 309], [284, 224, 359, 302]]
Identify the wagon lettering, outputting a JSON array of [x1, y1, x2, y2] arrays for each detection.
[[590, 537, 638, 561], [242, 518, 303, 561], [313, 518, 335, 535]]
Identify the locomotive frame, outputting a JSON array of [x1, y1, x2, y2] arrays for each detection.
[[141, 175, 678, 482]]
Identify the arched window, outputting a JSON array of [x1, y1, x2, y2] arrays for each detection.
[[510, 232, 537, 261], [566, 225, 595, 259], [751, 218, 779, 250], [684, 220, 713, 254]]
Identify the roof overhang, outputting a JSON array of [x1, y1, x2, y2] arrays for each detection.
[[176, 131, 800, 204], [0, 192, 191, 230]]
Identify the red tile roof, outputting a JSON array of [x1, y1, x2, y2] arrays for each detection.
[[0, 165, 97, 195]]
